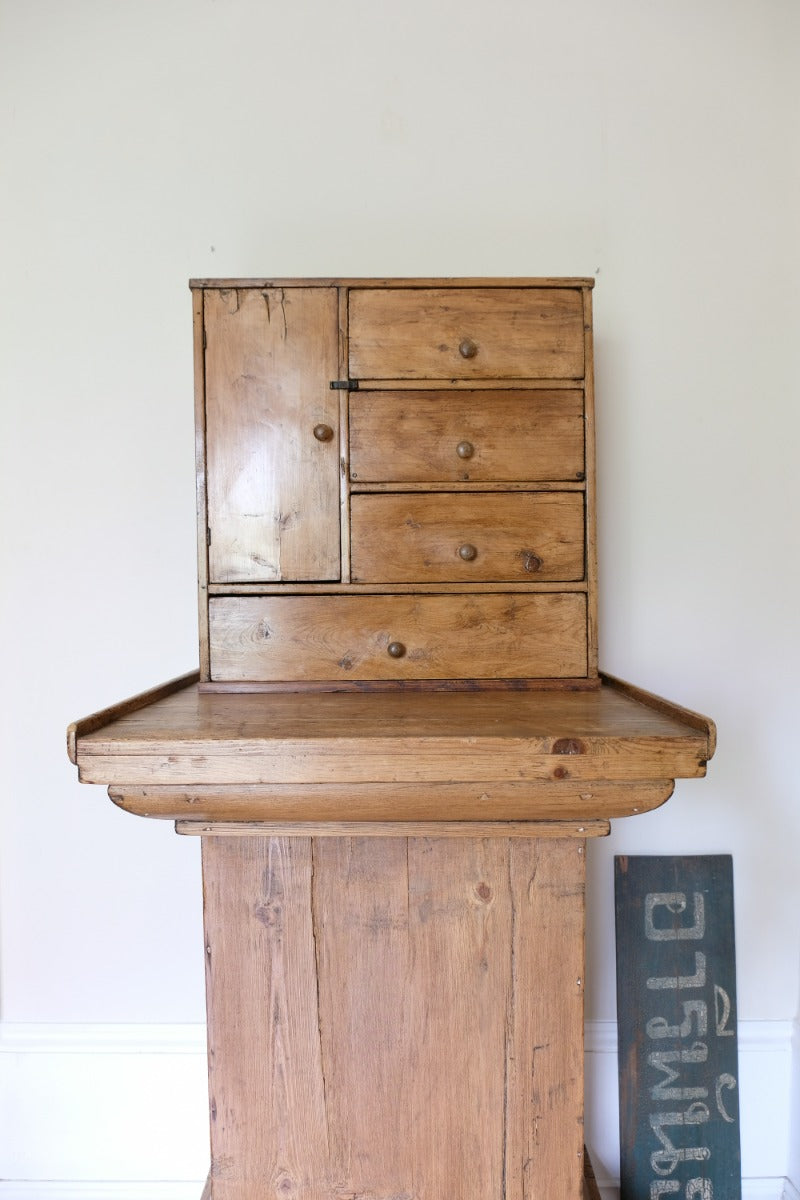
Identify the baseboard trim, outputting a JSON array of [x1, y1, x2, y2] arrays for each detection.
[[0, 1179, 792, 1200], [0, 1020, 795, 1194], [1, 1018, 791, 1056], [0, 1187, 205, 1200]]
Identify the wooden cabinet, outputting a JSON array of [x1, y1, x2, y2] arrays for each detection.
[[69, 275, 715, 1200], [193, 277, 597, 688]]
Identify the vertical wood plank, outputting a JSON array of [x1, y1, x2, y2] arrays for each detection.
[[202, 836, 330, 1200], [408, 837, 511, 1197], [312, 837, 412, 1192], [201, 834, 587, 1200], [505, 838, 586, 1199]]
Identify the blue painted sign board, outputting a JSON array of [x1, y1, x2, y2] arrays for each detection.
[[615, 855, 741, 1200]]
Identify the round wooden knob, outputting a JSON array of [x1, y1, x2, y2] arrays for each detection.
[[459, 338, 478, 359], [456, 440, 474, 459], [522, 551, 543, 573], [458, 543, 477, 561], [387, 641, 406, 659], [313, 423, 334, 442]]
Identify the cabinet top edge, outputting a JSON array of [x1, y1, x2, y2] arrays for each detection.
[[188, 277, 597, 290]]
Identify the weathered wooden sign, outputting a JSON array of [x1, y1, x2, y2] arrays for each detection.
[[615, 855, 741, 1200]]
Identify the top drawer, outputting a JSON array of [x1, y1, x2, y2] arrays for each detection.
[[348, 288, 585, 380]]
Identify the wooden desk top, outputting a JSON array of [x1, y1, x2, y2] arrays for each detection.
[[68, 673, 714, 829]]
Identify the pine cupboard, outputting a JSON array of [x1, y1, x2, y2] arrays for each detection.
[[68, 278, 715, 1200], [194, 278, 596, 688]]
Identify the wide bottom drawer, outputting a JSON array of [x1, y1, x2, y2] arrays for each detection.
[[209, 593, 588, 682]]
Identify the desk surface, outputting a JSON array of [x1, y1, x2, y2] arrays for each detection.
[[68, 672, 714, 826]]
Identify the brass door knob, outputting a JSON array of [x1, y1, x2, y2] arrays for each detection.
[[456, 440, 474, 459], [459, 338, 478, 359], [313, 423, 334, 442], [387, 641, 406, 658], [458, 543, 478, 561]]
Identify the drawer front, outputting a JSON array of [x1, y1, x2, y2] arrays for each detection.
[[349, 390, 584, 483], [209, 594, 588, 681], [348, 288, 584, 380], [350, 493, 584, 583]]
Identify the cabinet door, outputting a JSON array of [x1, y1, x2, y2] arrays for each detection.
[[204, 287, 340, 582]]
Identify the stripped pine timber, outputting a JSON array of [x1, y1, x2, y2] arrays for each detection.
[[178, 819, 609, 838], [74, 678, 714, 788], [108, 778, 675, 823], [350, 492, 585, 584], [505, 838, 586, 1198], [204, 287, 340, 584], [66, 670, 200, 764], [207, 592, 588, 682], [190, 276, 597, 290], [583, 286, 599, 676], [201, 834, 587, 1200], [349, 288, 585, 380], [348, 388, 585, 484]]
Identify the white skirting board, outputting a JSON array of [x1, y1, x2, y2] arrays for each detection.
[[0, 1020, 796, 1198]]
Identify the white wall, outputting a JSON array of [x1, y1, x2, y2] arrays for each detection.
[[1, 0, 797, 1190]]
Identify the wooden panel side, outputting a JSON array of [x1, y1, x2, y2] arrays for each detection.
[[204, 287, 340, 583], [202, 836, 330, 1199], [350, 491, 585, 583], [583, 286, 598, 678], [193, 287, 211, 679], [505, 838, 586, 1199], [208, 592, 588, 682], [349, 389, 585, 484], [408, 837, 511, 1195], [312, 838, 413, 1191], [349, 288, 585, 380]]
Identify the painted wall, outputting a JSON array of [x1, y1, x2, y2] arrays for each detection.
[[1, 0, 797, 1189]]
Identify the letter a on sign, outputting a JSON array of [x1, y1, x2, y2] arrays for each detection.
[[615, 856, 741, 1200]]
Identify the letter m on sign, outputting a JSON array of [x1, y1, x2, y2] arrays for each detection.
[[614, 856, 741, 1200]]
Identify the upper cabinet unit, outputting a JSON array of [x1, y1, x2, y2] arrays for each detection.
[[191, 278, 597, 690]]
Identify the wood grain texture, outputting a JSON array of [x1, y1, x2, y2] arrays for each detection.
[[350, 491, 585, 583], [193, 288, 211, 680], [109, 778, 674, 823], [349, 389, 585, 483], [66, 670, 200, 764], [582, 287, 599, 677], [204, 286, 340, 583], [191, 276, 596, 290], [208, 592, 588, 682], [179, 819, 609, 838], [202, 837, 329, 1199], [73, 676, 714, 788], [505, 838, 586, 1198], [349, 287, 585, 380], [201, 834, 587, 1200]]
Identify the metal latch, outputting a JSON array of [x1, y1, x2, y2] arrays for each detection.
[[329, 379, 359, 390]]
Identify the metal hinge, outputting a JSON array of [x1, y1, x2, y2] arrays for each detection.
[[329, 379, 359, 390], [207, 527, 212, 547]]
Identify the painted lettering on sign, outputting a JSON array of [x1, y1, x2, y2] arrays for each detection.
[[615, 857, 742, 1200]]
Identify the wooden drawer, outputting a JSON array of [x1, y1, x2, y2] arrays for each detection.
[[350, 493, 584, 583], [348, 288, 585, 380], [209, 594, 588, 681], [349, 389, 584, 483]]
